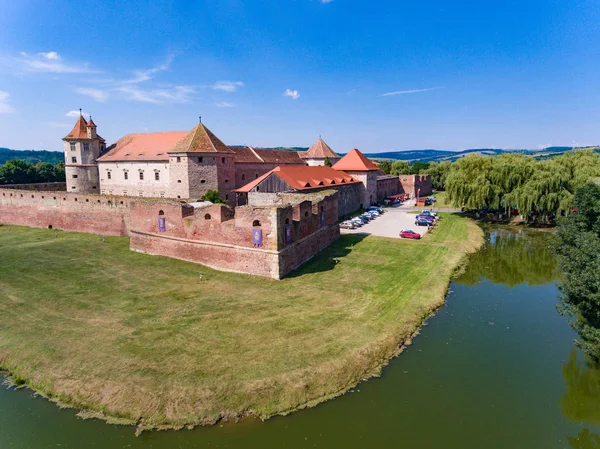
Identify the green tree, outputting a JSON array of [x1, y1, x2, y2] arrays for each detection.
[[200, 190, 225, 203], [425, 161, 452, 190], [378, 160, 392, 174], [324, 156, 332, 167], [0, 159, 37, 184], [390, 160, 409, 176], [554, 182, 600, 361], [408, 161, 430, 174]]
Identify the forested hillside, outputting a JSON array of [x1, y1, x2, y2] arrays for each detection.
[[0, 148, 63, 165]]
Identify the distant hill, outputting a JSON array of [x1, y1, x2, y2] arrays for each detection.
[[365, 146, 599, 163], [0, 148, 63, 165]]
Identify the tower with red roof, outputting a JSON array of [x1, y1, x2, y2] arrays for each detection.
[[332, 148, 379, 208], [62, 111, 106, 193]]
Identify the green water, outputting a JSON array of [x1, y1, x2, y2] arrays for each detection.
[[2, 227, 600, 448]]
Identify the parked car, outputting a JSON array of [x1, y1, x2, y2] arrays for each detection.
[[416, 214, 435, 223], [420, 210, 439, 219], [368, 206, 384, 214], [415, 218, 433, 226], [340, 221, 355, 229], [355, 216, 369, 225], [427, 196, 436, 203], [399, 229, 421, 239]]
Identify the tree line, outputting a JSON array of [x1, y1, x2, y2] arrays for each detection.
[[0, 159, 66, 185]]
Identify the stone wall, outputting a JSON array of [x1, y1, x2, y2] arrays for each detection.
[[0, 182, 66, 191], [0, 188, 131, 236], [399, 174, 432, 198], [377, 176, 400, 203]]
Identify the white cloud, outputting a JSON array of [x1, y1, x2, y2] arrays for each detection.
[[0, 90, 14, 114], [117, 85, 195, 104], [283, 89, 300, 100], [39, 51, 60, 61], [75, 87, 108, 102], [215, 101, 235, 108], [211, 81, 244, 92], [319, 0, 334, 3], [66, 110, 90, 118], [122, 55, 174, 84], [15, 51, 99, 74], [380, 87, 443, 97]]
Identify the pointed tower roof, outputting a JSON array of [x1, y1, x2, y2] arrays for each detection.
[[87, 117, 97, 127], [303, 137, 339, 159], [332, 148, 379, 172], [63, 115, 89, 139], [170, 123, 234, 153]]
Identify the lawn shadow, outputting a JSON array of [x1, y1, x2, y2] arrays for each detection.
[[286, 233, 369, 278]]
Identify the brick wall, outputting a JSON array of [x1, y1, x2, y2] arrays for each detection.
[[0, 188, 131, 236], [376, 176, 400, 203], [399, 174, 432, 197], [0, 182, 66, 191]]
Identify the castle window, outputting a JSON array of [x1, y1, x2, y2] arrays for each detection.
[[70, 143, 76, 151], [253, 220, 261, 227], [255, 173, 259, 178], [72, 175, 78, 179], [123, 191, 127, 196], [139, 172, 144, 181], [101, 145, 105, 152], [124, 171, 129, 180], [200, 180, 206, 184], [138, 192, 143, 197], [160, 192, 165, 198], [155, 172, 160, 181], [305, 211, 309, 217], [177, 180, 181, 183], [242, 174, 245, 181], [225, 194, 229, 200], [71, 157, 77, 163], [222, 157, 225, 164], [83, 143, 90, 151], [198, 157, 203, 163], [177, 156, 181, 163], [204, 214, 211, 220], [225, 179, 229, 183], [285, 218, 290, 224], [158, 210, 165, 216], [107, 171, 111, 180]]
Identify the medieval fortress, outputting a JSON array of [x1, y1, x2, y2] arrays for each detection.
[[0, 114, 431, 279]]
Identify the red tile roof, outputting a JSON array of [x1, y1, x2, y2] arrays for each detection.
[[301, 138, 339, 159], [255, 148, 305, 164], [87, 117, 97, 127], [97, 132, 187, 162], [63, 116, 105, 141], [171, 123, 234, 154], [230, 146, 306, 165], [234, 165, 360, 193], [332, 148, 379, 171]]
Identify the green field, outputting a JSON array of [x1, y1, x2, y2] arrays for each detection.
[[0, 214, 482, 429]]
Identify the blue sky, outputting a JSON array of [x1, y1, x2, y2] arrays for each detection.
[[0, 0, 599, 153]]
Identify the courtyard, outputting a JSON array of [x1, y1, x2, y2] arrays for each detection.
[[342, 205, 432, 239]]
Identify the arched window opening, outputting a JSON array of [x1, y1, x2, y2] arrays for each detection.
[[205, 214, 211, 220], [252, 220, 261, 227], [304, 211, 309, 217], [285, 218, 290, 225], [158, 210, 165, 216]]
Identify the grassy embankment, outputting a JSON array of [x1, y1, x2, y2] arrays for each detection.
[[0, 213, 482, 430], [432, 190, 451, 208]]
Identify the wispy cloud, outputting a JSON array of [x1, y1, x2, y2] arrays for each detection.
[[66, 110, 90, 118], [319, 0, 335, 3], [215, 101, 235, 108], [283, 89, 300, 100], [380, 87, 443, 97], [211, 81, 244, 92], [122, 55, 174, 84], [75, 87, 108, 102], [117, 85, 195, 104], [15, 51, 100, 74], [0, 91, 14, 114]]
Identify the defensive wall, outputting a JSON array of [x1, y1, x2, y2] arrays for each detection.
[[0, 182, 66, 191], [399, 174, 433, 198], [0, 187, 132, 236], [129, 191, 339, 279], [0, 185, 339, 279], [376, 176, 400, 204]]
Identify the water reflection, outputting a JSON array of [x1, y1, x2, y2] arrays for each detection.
[[568, 429, 600, 449], [456, 228, 560, 287], [562, 349, 600, 426]]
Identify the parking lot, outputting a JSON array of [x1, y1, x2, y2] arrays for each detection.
[[341, 205, 432, 239]]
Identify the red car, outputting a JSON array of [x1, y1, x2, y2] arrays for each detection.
[[399, 229, 421, 239]]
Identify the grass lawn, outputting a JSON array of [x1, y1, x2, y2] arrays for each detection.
[[432, 191, 452, 208], [0, 214, 482, 429]]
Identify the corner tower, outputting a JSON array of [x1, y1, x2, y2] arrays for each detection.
[[167, 121, 236, 202], [300, 137, 340, 166], [332, 148, 379, 208], [62, 112, 106, 193]]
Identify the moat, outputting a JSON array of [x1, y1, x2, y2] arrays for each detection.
[[1, 226, 600, 448]]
